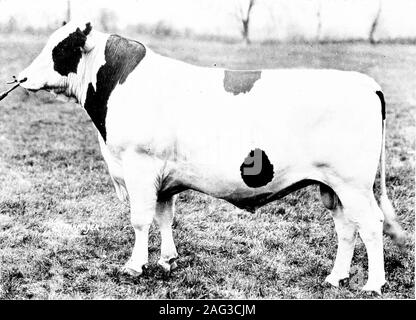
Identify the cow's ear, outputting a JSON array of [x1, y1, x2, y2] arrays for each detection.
[[82, 23, 95, 52], [83, 22, 92, 36]]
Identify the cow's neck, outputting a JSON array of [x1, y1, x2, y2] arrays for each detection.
[[66, 31, 109, 105]]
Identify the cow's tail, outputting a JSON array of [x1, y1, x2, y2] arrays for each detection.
[[376, 91, 407, 247]]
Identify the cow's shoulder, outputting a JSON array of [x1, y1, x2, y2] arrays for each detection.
[[83, 35, 146, 141], [104, 34, 147, 84]]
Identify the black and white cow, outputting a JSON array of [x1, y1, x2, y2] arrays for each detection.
[[17, 20, 406, 294]]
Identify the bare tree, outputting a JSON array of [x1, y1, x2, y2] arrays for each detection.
[[66, 0, 71, 22], [236, 0, 256, 45], [316, 0, 322, 42], [369, 0, 382, 44]]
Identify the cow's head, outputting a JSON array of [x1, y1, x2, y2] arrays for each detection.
[[18, 20, 95, 95]]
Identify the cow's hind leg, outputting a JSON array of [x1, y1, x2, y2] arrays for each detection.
[[121, 151, 160, 276], [155, 196, 178, 272], [321, 184, 357, 287], [337, 188, 386, 294]]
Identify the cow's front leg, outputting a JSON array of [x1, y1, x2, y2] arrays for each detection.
[[121, 151, 160, 276], [155, 196, 178, 272]]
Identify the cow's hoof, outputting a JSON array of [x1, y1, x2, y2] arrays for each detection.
[[158, 257, 178, 273], [120, 265, 144, 277], [323, 276, 350, 289], [361, 289, 382, 298], [339, 277, 350, 288], [323, 274, 340, 288], [170, 261, 178, 271], [362, 282, 384, 297], [158, 260, 171, 273]]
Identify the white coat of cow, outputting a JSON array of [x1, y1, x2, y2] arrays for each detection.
[[17, 21, 406, 295]]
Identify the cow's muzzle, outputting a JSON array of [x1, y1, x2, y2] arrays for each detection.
[[0, 77, 27, 101]]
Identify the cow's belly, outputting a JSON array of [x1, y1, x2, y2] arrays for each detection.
[[157, 153, 318, 212]]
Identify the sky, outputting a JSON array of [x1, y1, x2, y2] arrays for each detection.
[[1, 0, 415, 41]]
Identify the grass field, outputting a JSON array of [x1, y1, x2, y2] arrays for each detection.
[[0, 33, 414, 299]]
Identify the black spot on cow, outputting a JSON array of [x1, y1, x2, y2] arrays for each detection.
[[375, 90, 386, 120], [223, 70, 261, 95], [52, 23, 92, 76], [240, 148, 274, 188], [83, 35, 146, 141]]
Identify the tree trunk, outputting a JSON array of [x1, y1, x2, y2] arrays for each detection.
[[242, 19, 250, 45], [369, 1, 381, 44], [316, 0, 322, 43], [239, 0, 255, 45], [66, 0, 71, 22]]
